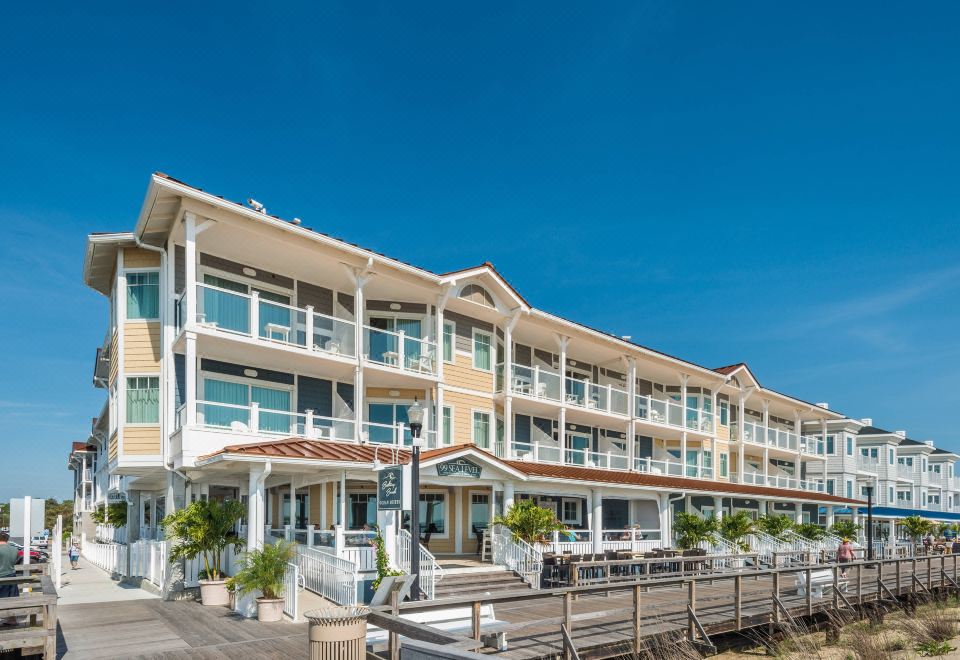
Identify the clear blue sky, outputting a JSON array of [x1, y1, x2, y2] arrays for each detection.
[[2, 3, 959, 500]]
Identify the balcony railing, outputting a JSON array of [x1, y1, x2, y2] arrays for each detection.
[[858, 456, 880, 473], [81, 468, 93, 483], [193, 400, 439, 448], [362, 325, 437, 376], [563, 376, 629, 415], [503, 441, 715, 478], [896, 465, 914, 479], [732, 421, 819, 455], [192, 283, 357, 357], [499, 364, 563, 401]]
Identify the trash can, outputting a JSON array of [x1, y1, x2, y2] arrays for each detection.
[[304, 606, 370, 659]]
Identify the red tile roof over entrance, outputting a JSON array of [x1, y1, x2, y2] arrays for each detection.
[[204, 439, 863, 506]]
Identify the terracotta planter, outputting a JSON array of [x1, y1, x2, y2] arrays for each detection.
[[257, 597, 284, 622], [199, 579, 230, 606]]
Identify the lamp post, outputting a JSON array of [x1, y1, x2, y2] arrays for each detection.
[[866, 485, 874, 561], [407, 399, 424, 600]]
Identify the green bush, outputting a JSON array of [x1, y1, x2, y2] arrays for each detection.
[[493, 500, 565, 544], [233, 540, 295, 600], [161, 499, 245, 580], [719, 511, 755, 551], [673, 512, 718, 550], [829, 520, 860, 540], [756, 514, 794, 540]]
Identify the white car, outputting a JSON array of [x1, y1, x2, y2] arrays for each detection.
[[31, 534, 49, 549]]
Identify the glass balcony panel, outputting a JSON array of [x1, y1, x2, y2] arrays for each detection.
[[197, 284, 250, 334], [312, 313, 356, 356]]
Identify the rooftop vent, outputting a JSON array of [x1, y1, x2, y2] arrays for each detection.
[[860, 418, 873, 426], [924, 440, 934, 447], [895, 430, 906, 438], [815, 402, 830, 410]]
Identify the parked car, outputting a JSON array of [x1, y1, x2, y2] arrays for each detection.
[[31, 534, 49, 549], [9, 542, 48, 564]]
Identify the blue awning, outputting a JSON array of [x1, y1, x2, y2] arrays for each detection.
[[818, 505, 960, 522]]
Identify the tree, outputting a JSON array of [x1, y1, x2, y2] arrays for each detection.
[[900, 515, 932, 543], [673, 512, 718, 550], [91, 503, 128, 527], [756, 514, 794, 540], [719, 511, 755, 551], [45, 499, 74, 531], [493, 500, 565, 544], [794, 522, 827, 541], [829, 520, 860, 540], [233, 540, 295, 600], [162, 499, 245, 581]]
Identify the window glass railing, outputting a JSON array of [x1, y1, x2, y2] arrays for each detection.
[[362, 325, 436, 375]]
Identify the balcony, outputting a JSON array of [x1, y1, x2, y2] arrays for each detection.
[[633, 395, 715, 434], [190, 400, 439, 448], [503, 441, 714, 478], [362, 324, 437, 376], [732, 421, 820, 456], [81, 468, 93, 483], [896, 465, 914, 479], [497, 365, 631, 416], [858, 456, 880, 473]]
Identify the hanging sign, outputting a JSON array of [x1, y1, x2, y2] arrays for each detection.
[[436, 457, 482, 479], [377, 466, 403, 510]]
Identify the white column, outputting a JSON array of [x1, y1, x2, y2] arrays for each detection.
[[557, 336, 568, 465], [658, 494, 671, 546], [684, 494, 692, 514], [376, 509, 397, 568], [319, 480, 328, 529], [794, 501, 803, 523], [454, 487, 463, 554], [353, 273, 367, 442], [199, 483, 210, 501], [246, 467, 267, 551], [821, 419, 829, 484], [289, 478, 296, 528], [339, 470, 347, 526], [184, 212, 197, 328], [185, 333, 197, 427], [761, 400, 770, 484], [503, 481, 515, 512], [592, 489, 603, 553], [738, 392, 747, 479], [266, 488, 273, 527], [713, 497, 723, 521], [825, 505, 835, 529], [502, 311, 521, 459], [435, 294, 446, 445], [627, 358, 637, 469], [680, 374, 688, 471], [851, 507, 859, 526], [757, 499, 767, 517]]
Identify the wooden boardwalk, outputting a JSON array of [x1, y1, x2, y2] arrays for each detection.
[[372, 554, 960, 659], [57, 599, 309, 659]]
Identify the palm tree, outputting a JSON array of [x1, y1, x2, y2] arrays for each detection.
[[756, 514, 794, 540], [794, 522, 827, 541], [162, 499, 245, 581], [719, 511, 755, 551], [829, 520, 860, 540], [493, 500, 565, 544], [900, 515, 932, 544], [673, 512, 718, 550]]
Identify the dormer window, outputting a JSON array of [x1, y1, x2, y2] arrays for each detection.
[[459, 284, 495, 308]]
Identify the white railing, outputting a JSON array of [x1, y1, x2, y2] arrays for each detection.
[[128, 539, 169, 587], [182, 544, 241, 587], [563, 376, 630, 416], [396, 529, 443, 600], [745, 531, 792, 565], [782, 530, 823, 554], [295, 544, 359, 606], [95, 524, 127, 544], [536, 530, 593, 555], [799, 480, 825, 493], [283, 562, 303, 621], [52, 516, 63, 590], [697, 535, 746, 569], [363, 325, 437, 375], [82, 540, 127, 575], [634, 395, 684, 429], [634, 457, 713, 479], [897, 464, 915, 478], [501, 364, 563, 402], [858, 456, 880, 472], [490, 524, 542, 588], [360, 421, 440, 449], [195, 400, 357, 441], [195, 282, 357, 357], [138, 526, 161, 541]]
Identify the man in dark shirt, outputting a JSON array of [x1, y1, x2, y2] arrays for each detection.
[[0, 532, 20, 625]]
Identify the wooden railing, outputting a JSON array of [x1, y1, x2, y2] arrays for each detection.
[[368, 552, 960, 659], [0, 568, 57, 658]]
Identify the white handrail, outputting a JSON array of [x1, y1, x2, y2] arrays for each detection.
[[396, 529, 443, 600], [295, 544, 358, 606], [490, 524, 542, 589]]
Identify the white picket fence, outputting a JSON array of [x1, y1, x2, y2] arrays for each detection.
[[95, 524, 127, 544], [128, 539, 169, 587], [296, 545, 359, 606], [82, 541, 127, 574], [52, 516, 63, 590]]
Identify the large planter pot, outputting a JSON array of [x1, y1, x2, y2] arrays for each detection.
[[199, 579, 230, 606], [257, 597, 284, 622]]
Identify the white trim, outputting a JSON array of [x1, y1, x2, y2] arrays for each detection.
[[471, 329, 493, 372], [467, 489, 492, 535], [442, 405, 454, 446], [122, 268, 162, 322], [560, 497, 581, 525], [442, 321, 455, 364], [123, 373, 162, 427]]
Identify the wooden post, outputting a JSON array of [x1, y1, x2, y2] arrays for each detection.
[[735, 575, 743, 629], [806, 568, 812, 615], [633, 584, 642, 657], [564, 592, 573, 639], [389, 590, 400, 660], [688, 580, 696, 640], [896, 559, 901, 596], [472, 600, 482, 641], [912, 558, 917, 596], [832, 565, 839, 610], [772, 572, 780, 625], [857, 562, 863, 603], [928, 555, 933, 591]]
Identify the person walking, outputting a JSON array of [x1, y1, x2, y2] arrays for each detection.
[[68, 542, 80, 569], [0, 532, 20, 626], [837, 537, 855, 578]]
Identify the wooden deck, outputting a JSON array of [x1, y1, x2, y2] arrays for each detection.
[[57, 599, 309, 659], [371, 553, 960, 659]]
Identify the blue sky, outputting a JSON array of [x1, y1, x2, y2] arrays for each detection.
[[1, 2, 959, 500]]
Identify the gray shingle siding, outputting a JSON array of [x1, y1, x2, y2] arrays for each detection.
[[297, 281, 334, 316], [199, 253, 294, 290], [444, 310, 493, 353], [297, 376, 332, 417], [199, 359, 294, 386]]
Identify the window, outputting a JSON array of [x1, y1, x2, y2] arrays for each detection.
[[418, 492, 445, 535], [889, 486, 894, 504], [889, 448, 895, 465], [719, 453, 729, 478], [472, 411, 491, 449], [126, 271, 160, 320], [930, 464, 941, 474], [929, 494, 940, 505], [826, 479, 835, 495], [469, 493, 490, 533], [846, 436, 853, 456], [126, 376, 160, 424], [719, 401, 729, 426], [897, 490, 912, 502], [922, 458, 927, 472], [703, 451, 713, 469], [367, 402, 412, 444], [203, 377, 291, 433], [348, 493, 376, 530], [442, 321, 455, 363], [108, 381, 118, 435], [472, 330, 492, 371], [845, 481, 853, 499], [826, 435, 835, 455], [561, 499, 581, 525], [898, 457, 913, 467], [442, 406, 452, 445]]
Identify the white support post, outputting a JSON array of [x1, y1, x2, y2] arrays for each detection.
[[185, 334, 197, 427], [627, 358, 637, 469], [305, 305, 314, 349], [503, 482, 515, 512], [250, 402, 260, 434], [826, 505, 835, 529], [339, 470, 347, 527], [435, 294, 446, 445], [305, 409, 314, 439], [794, 502, 803, 523], [821, 418, 829, 485], [306, 524, 315, 548], [289, 478, 296, 529], [352, 269, 368, 443], [680, 375, 688, 465], [757, 499, 767, 517], [266, 488, 273, 527], [454, 487, 463, 554], [320, 481, 328, 530], [184, 212, 197, 328], [22, 496, 31, 565], [592, 489, 603, 553], [762, 400, 770, 484], [714, 497, 724, 521], [658, 493, 671, 545]]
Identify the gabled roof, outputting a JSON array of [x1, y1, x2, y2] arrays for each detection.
[[859, 425, 894, 436], [439, 262, 531, 311], [200, 439, 862, 505]]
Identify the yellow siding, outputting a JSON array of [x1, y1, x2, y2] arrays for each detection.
[[109, 332, 119, 385], [123, 248, 161, 269], [716, 424, 730, 441], [443, 390, 494, 446], [123, 426, 161, 455], [108, 431, 119, 461], [366, 388, 426, 400], [325, 482, 335, 527], [444, 352, 493, 393], [123, 322, 161, 371], [309, 485, 323, 525]]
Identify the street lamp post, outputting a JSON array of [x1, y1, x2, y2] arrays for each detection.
[[866, 485, 874, 561], [407, 399, 424, 600]]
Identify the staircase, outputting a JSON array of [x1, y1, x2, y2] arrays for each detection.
[[433, 567, 533, 600]]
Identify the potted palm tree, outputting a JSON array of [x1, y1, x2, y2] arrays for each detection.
[[829, 520, 860, 541], [161, 499, 245, 606], [673, 512, 718, 550], [719, 511, 755, 551], [756, 514, 795, 540], [233, 540, 296, 621], [492, 500, 565, 544]]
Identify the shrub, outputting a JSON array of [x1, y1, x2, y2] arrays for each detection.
[[493, 500, 565, 544], [233, 540, 295, 600], [720, 511, 755, 551], [372, 527, 401, 590], [794, 522, 827, 541], [673, 512, 718, 550], [830, 520, 860, 540], [161, 499, 245, 580], [757, 514, 794, 540]]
